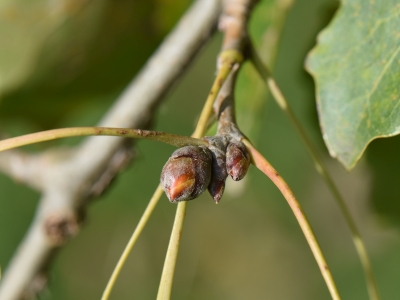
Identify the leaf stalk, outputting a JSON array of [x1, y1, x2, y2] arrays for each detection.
[[243, 139, 341, 300], [249, 43, 380, 300]]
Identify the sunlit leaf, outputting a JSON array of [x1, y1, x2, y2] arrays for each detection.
[[306, 1, 400, 170]]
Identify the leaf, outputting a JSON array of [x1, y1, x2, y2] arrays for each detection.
[[306, 1, 400, 170]]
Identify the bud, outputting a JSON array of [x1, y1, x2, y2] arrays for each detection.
[[161, 146, 212, 202], [226, 141, 250, 181], [207, 147, 228, 203], [208, 177, 226, 203]]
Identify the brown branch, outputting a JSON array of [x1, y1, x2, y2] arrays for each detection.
[[0, 1, 222, 299], [218, 0, 255, 51]]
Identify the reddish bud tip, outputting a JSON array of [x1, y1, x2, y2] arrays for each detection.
[[207, 148, 228, 203], [161, 146, 212, 202], [168, 173, 196, 201], [208, 180, 225, 203], [226, 141, 250, 181]]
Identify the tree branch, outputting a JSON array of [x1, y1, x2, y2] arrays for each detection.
[[0, 150, 46, 191], [0, 0, 222, 299]]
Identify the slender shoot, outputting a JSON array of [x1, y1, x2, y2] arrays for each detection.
[[243, 139, 341, 300], [192, 50, 243, 138], [156, 201, 188, 300], [0, 127, 207, 153], [249, 44, 380, 300], [101, 186, 164, 300]]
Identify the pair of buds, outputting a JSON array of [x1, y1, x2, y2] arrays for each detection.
[[160, 140, 250, 203]]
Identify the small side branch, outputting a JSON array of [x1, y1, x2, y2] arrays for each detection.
[[0, 127, 207, 152]]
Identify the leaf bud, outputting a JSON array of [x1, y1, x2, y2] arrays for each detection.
[[207, 145, 228, 203], [161, 146, 212, 202], [226, 140, 250, 181], [208, 176, 226, 203]]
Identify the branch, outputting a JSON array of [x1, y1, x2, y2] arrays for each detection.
[[0, 0, 222, 299], [0, 127, 207, 152], [0, 150, 46, 191]]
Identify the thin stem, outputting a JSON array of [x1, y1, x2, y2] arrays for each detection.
[[0, 127, 207, 153], [192, 50, 243, 138], [157, 50, 241, 300], [100, 49, 242, 300], [156, 201, 188, 300], [243, 139, 341, 300], [101, 186, 164, 300], [250, 44, 380, 300]]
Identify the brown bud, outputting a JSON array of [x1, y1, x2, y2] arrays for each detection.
[[161, 146, 212, 202], [207, 146, 228, 203], [208, 178, 225, 203], [226, 141, 250, 181]]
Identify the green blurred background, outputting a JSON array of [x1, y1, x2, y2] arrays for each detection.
[[1, 0, 400, 299]]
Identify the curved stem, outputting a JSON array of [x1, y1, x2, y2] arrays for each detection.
[[243, 139, 341, 300], [250, 44, 380, 300], [101, 186, 164, 300], [0, 127, 207, 153]]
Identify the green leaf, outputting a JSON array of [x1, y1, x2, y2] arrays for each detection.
[[306, 1, 400, 170]]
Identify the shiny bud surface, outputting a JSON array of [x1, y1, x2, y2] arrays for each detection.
[[161, 146, 212, 202], [226, 141, 250, 181]]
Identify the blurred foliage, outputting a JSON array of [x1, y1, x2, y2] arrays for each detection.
[[367, 135, 400, 225], [307, 1, 400, 170], [0, 0, 188, 128], [1, 0, 400, 300]]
